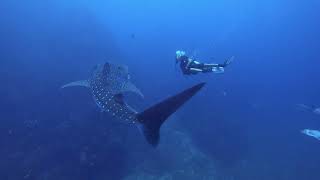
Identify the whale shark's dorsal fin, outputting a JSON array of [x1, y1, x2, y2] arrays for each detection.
[[61, 80, 89, 89]]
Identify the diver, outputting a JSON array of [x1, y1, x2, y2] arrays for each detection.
[[175, 50, 234, 75]]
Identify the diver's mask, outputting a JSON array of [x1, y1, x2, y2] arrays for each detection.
[[175, 50, 186, 63]]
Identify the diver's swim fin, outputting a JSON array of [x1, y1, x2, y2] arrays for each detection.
[[137, 82, 206, 147], [224, 56, 235, 67]]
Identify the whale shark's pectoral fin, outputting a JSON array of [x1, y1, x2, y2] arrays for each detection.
[[99, 62, 143, 98], [61, 80, 90, 89], [122, 82, 144, 98], [109, 82, 144, 98]]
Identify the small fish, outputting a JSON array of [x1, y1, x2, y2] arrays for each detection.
[[296, 104, 320, 115], [62, 62, 205, 147], [301, 129, 320, 141], [313, 108, 320, 115], [221, 90, 227, 96]]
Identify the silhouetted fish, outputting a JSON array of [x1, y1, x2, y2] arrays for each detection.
[[301, 129, 320, 141], [296, 104, 320, 115], [62, 62, 205, 147]]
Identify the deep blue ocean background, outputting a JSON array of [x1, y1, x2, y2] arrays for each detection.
[[1, 0, 320, 179]]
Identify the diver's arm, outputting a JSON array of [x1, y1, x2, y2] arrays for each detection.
[[185, 59, 193, 68], [186, 58, 201, 68], [186, 59, 204, 73], [203, 63, 220, 67]]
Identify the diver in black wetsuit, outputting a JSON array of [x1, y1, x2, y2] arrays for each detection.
[[175, 50, 234, 75]]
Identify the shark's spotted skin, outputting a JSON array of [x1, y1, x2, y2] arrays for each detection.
[[95, 63, 144, 98], [89, 63, 138, 123], [62, 62, 205, 147]]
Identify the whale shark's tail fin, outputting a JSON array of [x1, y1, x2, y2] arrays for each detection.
[[137, 82, 205, 147]]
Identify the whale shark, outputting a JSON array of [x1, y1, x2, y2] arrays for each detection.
[[61, 62, 205, 147]]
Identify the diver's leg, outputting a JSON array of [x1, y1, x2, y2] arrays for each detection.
[[201, 64, 224, 73], [189, 68, 203, 74], [192, 61, 224, 73], [204, 56, 235, 68], [199, 65, 224, 73], [203, 63, 220, 68]]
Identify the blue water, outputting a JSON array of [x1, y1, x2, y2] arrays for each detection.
[[1, 0, 320, 179]]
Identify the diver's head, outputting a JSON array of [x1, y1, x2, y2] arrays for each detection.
[[175, 50, 186, 63]]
